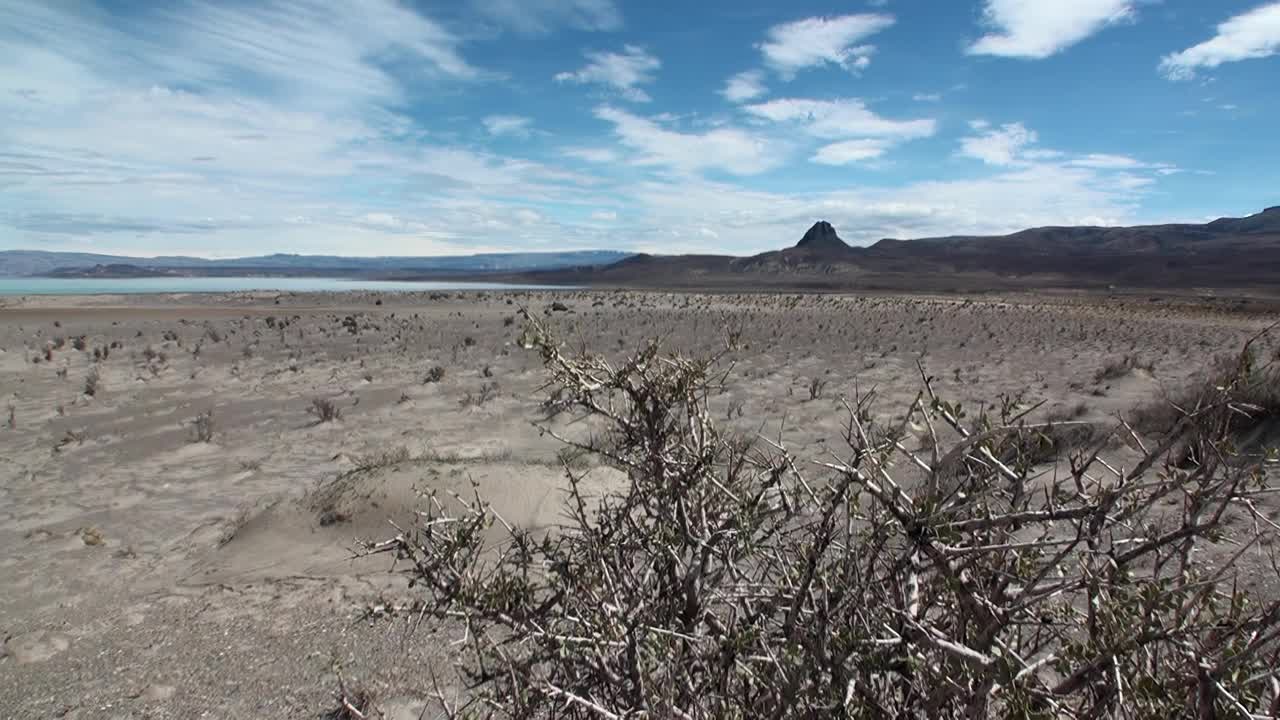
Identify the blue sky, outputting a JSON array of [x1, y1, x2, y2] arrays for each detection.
[[1, 0, 1278, 257]]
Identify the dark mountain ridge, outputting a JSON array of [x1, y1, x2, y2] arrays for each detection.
[[13, 208, 1280, 291], [513, 207, 1280, 291]]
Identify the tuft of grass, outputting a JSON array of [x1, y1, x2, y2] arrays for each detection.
[[352, 445, 411, 472], [1045, 401, 1089, 423], [83, 367, 100, 397], [1130, 348, 1280, 451], [188, 409, 215, 443], [1095, 353, 1155, 383], [424, 365, 447, 384], [308, 397, 342, 423], [460, 382, 500, 408], [322, 669, 377, 720]]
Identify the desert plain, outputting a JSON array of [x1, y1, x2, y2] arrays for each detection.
[[2, 288, 1279, 717]]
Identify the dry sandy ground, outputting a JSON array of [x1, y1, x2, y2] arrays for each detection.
[[1, 289, 1277, 717]]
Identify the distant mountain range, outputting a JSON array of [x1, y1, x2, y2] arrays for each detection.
[[509, 206, 1280, 292], [7, 206, 1280, 291], [0, 249, 631, 278]]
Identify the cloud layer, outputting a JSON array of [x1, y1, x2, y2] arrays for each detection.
[[0, 0, 1257, 258]]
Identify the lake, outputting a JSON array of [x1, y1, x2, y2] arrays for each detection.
[[0, 277, 569, 296]]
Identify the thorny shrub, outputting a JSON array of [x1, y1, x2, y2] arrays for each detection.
[[365, 318, 1280, 719]]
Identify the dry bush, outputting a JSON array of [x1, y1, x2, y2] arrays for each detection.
[[352, 445, 411, 472], [1095, 353, 1155, 383], [808, 376, 828, 400], [83, 367, 100, 397], [54, 428, 86, 453], [459, 382, 500, 408], [188, 409, 215, 443], [424, 365, 447, 384], [365, 320, 1280, 719], [308, 397, 342, 423], [1132, 346, 1280, 437]]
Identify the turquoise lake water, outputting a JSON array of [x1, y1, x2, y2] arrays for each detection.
[[0, 277, 568, 296]]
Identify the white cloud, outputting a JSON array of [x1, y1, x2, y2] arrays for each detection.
[[483, 114, 533, 137], [594, 106, 783, 176], [1160, 3, 1280, 80], [564, 147, 620, 163], [912, 92, 942, 102], [0, 3, 637, 257], [0, 0, 478, 113], [554, 45, 660, 102], [0, 0, 1187, 259], [811, 139, 891, 165], [721, 70, 768, 103], [759, 14, 895, 78], [471, 0, 622, 34], [958, 122, 1038, 165], [1065, 153, 1146, 170], [610, 157, 1160, 254], [957, 123, 1177, 180], [968, 0, 1137, 59], [744, 98, 936, 140]]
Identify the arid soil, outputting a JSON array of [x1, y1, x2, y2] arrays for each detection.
[[1, 289, 1277, 717]]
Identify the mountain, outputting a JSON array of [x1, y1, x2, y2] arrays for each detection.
[[0, 249, 631, 278], [13, 208, 1280, 291], [509, 208, 1280, 291], [793, 221, 851, 253], [45, 263, 176, 279]]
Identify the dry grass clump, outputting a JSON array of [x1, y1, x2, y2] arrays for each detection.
[[352, 445, 411, 472], [188, 409, 215, 443], [1094, 352, 1155, 382], [807, 376, 828, 400], [459, 382, 499, 408], [363, 318, 1280, 718], [1131, 343, 1280, 440], [83, 367, 100, 397], [308, 397, 342, 423]]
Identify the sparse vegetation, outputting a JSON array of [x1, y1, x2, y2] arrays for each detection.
[[364, 320, 1280, 718], [308, 397, 342, 423], [55, 428, 85, 452], [351, 445, 410, 472], [188, 409, 215, 443], [424, 365, 446, 383], [1129, 344, 1280, 466], [459, 381, 499, 408], [83, 367, 100, 396], [1094, 352, 1155, 382], [323, 667, 376, 720]]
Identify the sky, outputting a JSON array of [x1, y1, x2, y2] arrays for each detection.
[[1, 0, 1278, 258]]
